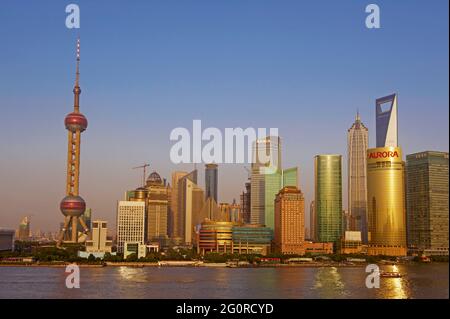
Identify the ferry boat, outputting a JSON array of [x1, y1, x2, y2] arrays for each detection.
[[380, 271, 403, 278]]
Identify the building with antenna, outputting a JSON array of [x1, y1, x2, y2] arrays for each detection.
[[347, 111, 369, 243], [58, 38, 90, 245]]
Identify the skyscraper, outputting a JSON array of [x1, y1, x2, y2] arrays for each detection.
[[251, 136, 282, 229], [347, 112, 369, 243], [170, 171, 188, 242], [146, 171, 169, 246], [282, 167, 298, 188], [205, 164, 218, 203], [376, 94, 398, 148], [58, 38, 89, 245], [274, 186, 305, 255], [116, 201, 146, 253], [240, 181, 251, 224], [178, 170, 205, 245], [367, 147, 407, 256], [367, 93, 406, 256], [18, 217, 30, 241], [314, 155, 343, 244], [406, 151, 449, 255]]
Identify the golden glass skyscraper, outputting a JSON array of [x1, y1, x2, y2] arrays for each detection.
[[366, 147, 407, 255], [366, 93, 406, 256], [314, 155, 342, 244]]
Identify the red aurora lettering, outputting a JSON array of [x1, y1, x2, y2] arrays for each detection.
[[368, 151, 399, 159]]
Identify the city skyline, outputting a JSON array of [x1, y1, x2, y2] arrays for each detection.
[[0, 1, 449, 231]]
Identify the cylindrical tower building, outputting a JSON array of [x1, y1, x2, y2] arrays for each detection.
[[366, 146, 407, 256]]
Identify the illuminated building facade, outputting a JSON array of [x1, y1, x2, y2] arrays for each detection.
[[146, 171, 169, 246], [406, 151, 449, 256], [367, 147, 407, 256], [170, 171, 188, 243], [347, 112, 369, 243], [274, 186, 305, 255], [251, 136, 282, 228], [314, 155, 343, 244], [116, 201, 146, 253]]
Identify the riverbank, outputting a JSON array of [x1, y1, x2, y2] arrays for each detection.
[[0, 261, 435, 268]]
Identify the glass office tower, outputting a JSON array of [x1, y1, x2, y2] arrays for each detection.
[[314, 155, 343, 244]]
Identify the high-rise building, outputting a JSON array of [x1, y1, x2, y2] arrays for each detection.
[[309, 200, 316, 241], [146, 171, 169, 246], [367, 93, 406, 256], [18, 217, 30, 241], [230, 199, 242, 223], [282, 167, 298, 188], [116, 201, 146, 253], [85, 220, 112, 254], [205, 164, 218, 203], [314, 155, 343, 244], [170, 171, 188, 242], [347, 112, 369, 243], [376, 94, 398, 148], [0, 229, 15, 251], [274, 186, 305, 255], [406, 151, 449, 256], [251, 136, 282, 227], [240, 181, 251, 224], [58, 38, 90, 245], [367, 147, 407, 256], [178, 170, 205, 245]]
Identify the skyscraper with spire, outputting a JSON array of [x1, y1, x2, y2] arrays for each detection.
[[347, 111, 369, 243], [58, 38, 89, 245]]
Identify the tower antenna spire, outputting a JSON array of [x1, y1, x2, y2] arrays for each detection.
[[76, 37, 80, 87]]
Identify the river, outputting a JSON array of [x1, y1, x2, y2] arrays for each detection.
[[0, 263, 447, 299]]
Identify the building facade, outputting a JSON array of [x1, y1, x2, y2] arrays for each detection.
[[170, 171, 188, 243], [314, 155, 343, 244], [116, 201, 146, 253], [309, 200, 316, 241], [205, 163, 218, 203], [251, 136, 282, 227], [367, 147, 407, 256], [376, 94, 398, 148], [240, 181, 251, 224], [347, 112, 369, 243], [146, 172, 169, 246], [0, 229, 15, 251], [274, 186, 305, 255], [406, 151, 449, 256]]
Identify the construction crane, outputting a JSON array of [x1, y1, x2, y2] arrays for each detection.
[[133, 163, 150, 187]]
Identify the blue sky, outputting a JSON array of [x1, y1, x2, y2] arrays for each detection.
[[0, 0, 448, 231]]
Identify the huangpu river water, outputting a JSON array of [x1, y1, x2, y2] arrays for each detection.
[[0, 264, 448, 299]]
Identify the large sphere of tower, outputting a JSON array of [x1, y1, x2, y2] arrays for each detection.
[[60, 195, 86, 217], [65, 112, 88, 132]]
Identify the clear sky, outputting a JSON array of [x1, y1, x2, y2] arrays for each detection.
[[0, 0, 448, 232]]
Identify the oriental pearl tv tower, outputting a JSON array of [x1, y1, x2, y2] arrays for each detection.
[[57, 38, 90, 246]]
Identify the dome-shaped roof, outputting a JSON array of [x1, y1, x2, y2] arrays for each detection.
[[146, 171, 162, 185]]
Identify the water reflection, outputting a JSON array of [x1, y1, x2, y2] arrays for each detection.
[[379, 265, 409, 299], [312, 267, 348, 298], [118, 266, 148, 283]]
